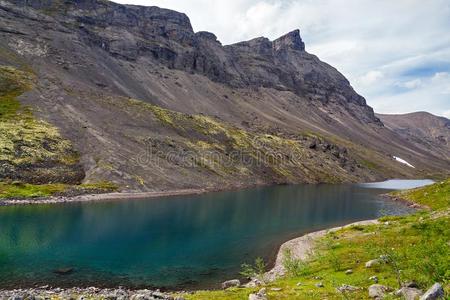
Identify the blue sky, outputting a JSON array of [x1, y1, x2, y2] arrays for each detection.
[[114, 0, 450, 118]]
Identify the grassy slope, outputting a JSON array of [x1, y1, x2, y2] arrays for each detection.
[[391, 179, 450, 210], [176, 180, 450, 299], [0, 181, 118, 199]]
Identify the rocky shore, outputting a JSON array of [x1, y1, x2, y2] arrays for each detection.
[[0, 188, 209, 206], [380, 193, 429, 210], [0, 287, 186, 300]]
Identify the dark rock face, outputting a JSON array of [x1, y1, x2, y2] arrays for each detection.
[[273, 29, 305, 51], [2, 0, 380, 124]]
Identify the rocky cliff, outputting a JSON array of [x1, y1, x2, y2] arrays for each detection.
[[0, 0, 448, 191]]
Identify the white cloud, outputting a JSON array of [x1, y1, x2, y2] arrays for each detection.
[[113, 0, 450, 118], [396, 78, 423, 89], [357, 71, 384, 86]]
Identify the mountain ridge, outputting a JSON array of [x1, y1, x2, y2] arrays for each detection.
[[0, 0, 449, 191]]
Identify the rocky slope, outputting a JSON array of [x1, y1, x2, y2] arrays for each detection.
[[0, 0, 449, 191], [377, 112, 450, 160]]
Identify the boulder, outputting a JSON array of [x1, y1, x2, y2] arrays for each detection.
[[420, 283, 444, 300], [249, 288, 267, 300], [245, 278, 264, 288], [368, 284, 391, 299], [221, 279, 240, 289], [337, 284, 359, 292], [395, 287, 423, 300], [365, 259, 381, 268]]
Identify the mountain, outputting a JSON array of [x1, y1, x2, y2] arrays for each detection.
[[377, 112, 450, 160], [0, 0, 449, 192]]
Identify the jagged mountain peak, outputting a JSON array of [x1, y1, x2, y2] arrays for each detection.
[[273, 29, 305, 51]]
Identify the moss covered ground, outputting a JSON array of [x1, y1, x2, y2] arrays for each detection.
[[0, 181, 118, 199], [0, 65, 117, 197], [174, 179, 450, 299], [0, 66, 79, 166]]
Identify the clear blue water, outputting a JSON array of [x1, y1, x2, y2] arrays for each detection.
[[0, 180, 430, 290]]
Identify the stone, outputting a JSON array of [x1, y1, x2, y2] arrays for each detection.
[[270, 287, 282, 291], [368, 284, 390, 299], [221, 279, 240, 289], [296, 282, 302, 286], [53, 267, 74, 275], [308, 140, 317, 149], [395, 287, 423, 300], [248, 288, 267, 300], [130, 295, 145, 300], [379, 255, 390, 263], [315, 282, 324, 288], [420, 283, 444, 300], [345, 269, 353, 274], [245, 278, 264, 287], [365, 259, 381, 268], [337, 284, 359, 292], [369, 276, 379, 283]]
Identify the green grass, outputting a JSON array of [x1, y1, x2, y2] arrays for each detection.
[[176, 180, 450, 299], [0, 181, 118, 199], [390, 179, 450, 210]]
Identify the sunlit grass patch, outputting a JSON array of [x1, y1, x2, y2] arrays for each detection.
[[0, 181, 118, 199], [391, 179, 450, 210]]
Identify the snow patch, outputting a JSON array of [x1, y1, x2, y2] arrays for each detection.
[[393, 156, 415, 168]]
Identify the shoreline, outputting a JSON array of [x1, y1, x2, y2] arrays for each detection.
[[379, 193, 429, 210], [262, 219, 380, 283], [0, 178, 428, 207], [0, 188, 211, 206]]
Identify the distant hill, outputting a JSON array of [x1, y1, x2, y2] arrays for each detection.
[[377, 112, 450, 161]]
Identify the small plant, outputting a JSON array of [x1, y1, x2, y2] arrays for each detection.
[[376, 237, 404, 288], [324, 238, 342, 271], [240, 257, 266, 281], [282, 248, 310, 277]]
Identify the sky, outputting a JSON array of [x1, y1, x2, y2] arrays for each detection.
[[114, 0, 450, 118]]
